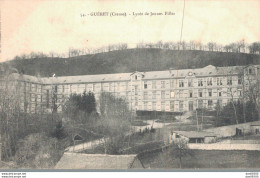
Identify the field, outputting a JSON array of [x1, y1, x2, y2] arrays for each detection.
[[139, 149, 260, 169]]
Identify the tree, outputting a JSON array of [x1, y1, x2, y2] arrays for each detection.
[[224, 44, 232, 52], [168, 138, 193, 168], [82, 91, 96, 114], [248, 42, 260, 54], [64, 91, 96, 121], [207, 42, 215, 51], [237, 40, 245, 53], [243, 66, 260, 120], [97, 92, 131, 154], [0, 66, 23, 160]]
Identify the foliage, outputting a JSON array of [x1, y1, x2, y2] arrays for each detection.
[[92, 92, 132, 154], [168, 138, 194, 168], [63, 91, 96, 122], [15, 133, 69, 168], [216, 101, 259, 126]]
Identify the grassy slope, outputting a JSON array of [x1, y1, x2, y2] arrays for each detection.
[[140, 150, 260, 169], [4, 49, 260, 77]]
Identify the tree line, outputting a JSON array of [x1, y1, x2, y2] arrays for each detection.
[[11, 40, 260, 60]]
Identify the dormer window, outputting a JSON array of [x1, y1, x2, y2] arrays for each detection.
[[135, 75, 138, 80]]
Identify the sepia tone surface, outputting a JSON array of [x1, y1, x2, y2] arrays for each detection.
[[0, 0, 260, 170]]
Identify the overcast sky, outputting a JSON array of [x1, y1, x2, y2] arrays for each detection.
[[1, 0, 260, 62]]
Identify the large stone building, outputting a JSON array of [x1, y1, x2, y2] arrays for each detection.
[[1, 64, 259, 114]]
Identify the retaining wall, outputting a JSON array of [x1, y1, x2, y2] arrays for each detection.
[[188, 143, 260, 151]]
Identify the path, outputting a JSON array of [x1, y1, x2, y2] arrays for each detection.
[[65, 137, 106, 153], [66, 112, 192, 153]]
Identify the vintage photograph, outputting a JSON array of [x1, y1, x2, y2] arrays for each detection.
[[0, 0, 260, 171]]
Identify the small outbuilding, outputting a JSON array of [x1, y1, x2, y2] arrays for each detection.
[[250, 122, 260, 134], [171, 131, 217, 144], [55, 152, 145, 169]]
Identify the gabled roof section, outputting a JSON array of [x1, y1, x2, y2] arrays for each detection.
[[6, 65, 260, 84], [42, 72, 132, 84], [54, 152, 143, 169]]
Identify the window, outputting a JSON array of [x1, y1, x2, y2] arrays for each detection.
[[152, 91, 156, 99], [188, 79, 193, 87], [249, 68, 252, 74], [227, 77, 232, 85], [217, 78, 223, 86], [198, 79, 203, 87], [218, 91, 222, 97], [208, 100, 213, 106], [135, 75, 138, 80], [238, 76, 242, 85], [161, 102, 165, 111], [189, 91, 193, 98], [152, 102, 156, 110], [199, 90, 203, 97], [179, 80, 184, 87], [170, 91, 175, 98], [161, 81, 165, 88], [135, 86, 138, 95], [143, 92, 148, 100], [161, 91, 165, 99], [170, 80, 174, 88], [144, 102, 148, 110], [46, 89, 49, 108], [152, 81, 156, 89], [93, 84, 96, 92], [170, 101, 174, 111], [198, 100, 203, 108], [179, 90, 183, 98], [207, 78, 212, 86], [239, 90, 242, 96], [144, 83, 148, 89], [179, 101, 184, 112], [208, 89, 212, 97]]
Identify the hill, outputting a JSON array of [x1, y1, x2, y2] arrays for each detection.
[[3, 49, 260, 77]]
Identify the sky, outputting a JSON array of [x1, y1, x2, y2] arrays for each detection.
[[1, 0, 260, 62]]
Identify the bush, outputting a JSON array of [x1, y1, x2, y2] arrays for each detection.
[[15, 133, 68, 168]]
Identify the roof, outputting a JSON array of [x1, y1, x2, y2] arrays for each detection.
[[43, 72, 132, 84], [8, 64, 260, 85], [173, 131, 216, 138], [54, 152, 143, 169]]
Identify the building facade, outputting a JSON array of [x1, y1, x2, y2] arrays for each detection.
[[1, 64, 259, 114]]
